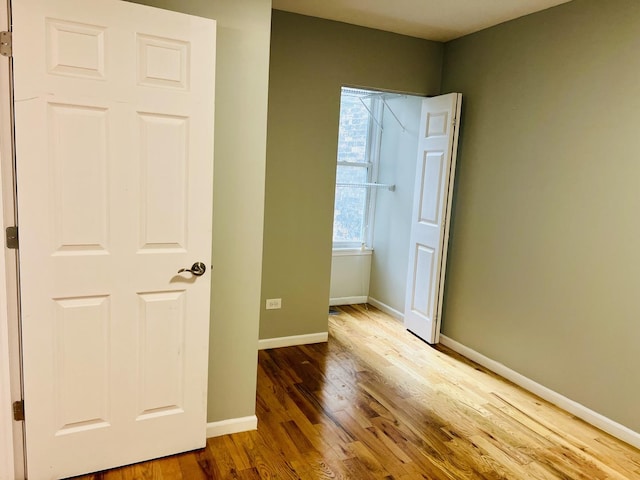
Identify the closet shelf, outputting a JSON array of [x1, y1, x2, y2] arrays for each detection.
[[336, 182, 396, 192]]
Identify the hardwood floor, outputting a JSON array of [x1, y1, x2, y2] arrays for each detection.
[[73, 304, 640, 479]]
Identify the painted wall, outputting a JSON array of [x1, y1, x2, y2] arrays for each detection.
[[369, 95, 423, 313], [128, 0, 271, 423], [441, 0, 640, 432], [261, 10, 443, 340], [329, 251, 371, 305]]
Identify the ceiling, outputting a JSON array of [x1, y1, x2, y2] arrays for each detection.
[[272, 0, 573, 42]]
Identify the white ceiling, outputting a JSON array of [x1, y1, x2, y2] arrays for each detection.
[[272, 0, 572, 42]]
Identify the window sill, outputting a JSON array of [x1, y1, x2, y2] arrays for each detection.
[[332, 248, 373, 257]]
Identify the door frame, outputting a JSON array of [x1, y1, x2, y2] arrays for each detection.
[[1, 0, 27, 478]]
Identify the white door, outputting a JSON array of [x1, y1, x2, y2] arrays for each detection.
[[404, 93, 461, 344], [13, 0, 216, 478]]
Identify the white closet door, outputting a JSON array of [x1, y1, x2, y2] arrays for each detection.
[[404, 93, 462, 344]]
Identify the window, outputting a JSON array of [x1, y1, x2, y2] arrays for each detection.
[[333, 87, 382, 249]]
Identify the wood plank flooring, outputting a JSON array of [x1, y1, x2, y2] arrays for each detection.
[[73, 304, 640, 479]]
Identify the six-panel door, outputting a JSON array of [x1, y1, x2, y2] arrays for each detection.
[[13, 0, 216, 478]]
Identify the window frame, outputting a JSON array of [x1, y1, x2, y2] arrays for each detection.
[[333, 88, 383, 250]]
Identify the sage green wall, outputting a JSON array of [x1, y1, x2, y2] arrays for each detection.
[[261, 11, 443, 339], [127, 0, 271, 423], [441, 0, 640, 432], [369, 95, 422, 312]]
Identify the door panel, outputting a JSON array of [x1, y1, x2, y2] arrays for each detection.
[[136, 290, 186, 419], [138, 112, 189, 250], [411, 244, 436, 318], [50, 103, 110, 253], [13, 0, 216, 478], [404, 93, 461, 344], [418, 151, 445, 225], [54, 295, 111, 435]]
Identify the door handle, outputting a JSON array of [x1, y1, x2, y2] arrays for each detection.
[[178, 262, 206, 276]]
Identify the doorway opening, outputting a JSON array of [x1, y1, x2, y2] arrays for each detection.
[[329, 88, 462, 345], [329, 86, 424, 316]]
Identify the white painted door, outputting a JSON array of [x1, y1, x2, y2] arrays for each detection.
[[404, 93, 461, 344], [13, 0, 216, 478]]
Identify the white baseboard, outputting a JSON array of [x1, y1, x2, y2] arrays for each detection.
[[258, 332, 328, 350], [367, 297, 404, 320], [439, 335, 640, 449], [206, 415, 258, 438], [329, 296, 367, 306]]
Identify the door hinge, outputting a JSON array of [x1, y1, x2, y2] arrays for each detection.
[[0, 31, 12, 57], [5, 226, 18, 249], [13, 400, 24, 421]]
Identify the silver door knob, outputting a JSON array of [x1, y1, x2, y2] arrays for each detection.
[[178, 262, 206, 276]]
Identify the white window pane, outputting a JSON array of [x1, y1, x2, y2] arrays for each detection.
[[337, 95, 371, 164], [333, 186, 366, 243], [336, 165, 368, 184]]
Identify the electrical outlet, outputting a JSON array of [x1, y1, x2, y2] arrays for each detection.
[[265, 298, 282, 310]]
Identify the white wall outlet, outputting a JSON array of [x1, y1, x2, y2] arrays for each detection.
[[265, 298, 282, 310]]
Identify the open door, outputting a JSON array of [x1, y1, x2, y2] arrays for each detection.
[[404, 93, 462, 344], [13, 0, 216, 477]]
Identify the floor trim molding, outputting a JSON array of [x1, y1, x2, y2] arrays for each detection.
[[258, 332, 328, 350], [439, 335, 640, 449], [206, 415, 258, 438], [367, 297, 404, 320], [329, 296, 367, 306]]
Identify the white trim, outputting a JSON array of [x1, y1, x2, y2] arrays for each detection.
[[332, 248, 373, 257], [329, 296, 367, 306], [0, 0, 18, 478], [367, 297, 404, 320], [206, 415, 257, 438], [439, 335, 640, 449], [0, 194, 13, 480], [258, 332, 328, 350]]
